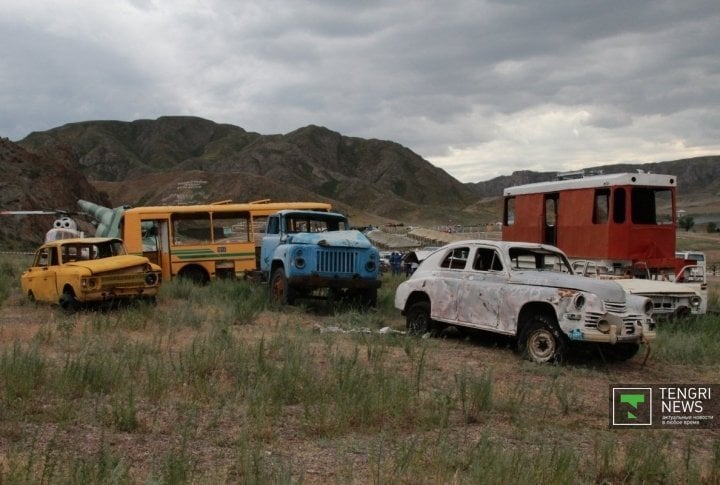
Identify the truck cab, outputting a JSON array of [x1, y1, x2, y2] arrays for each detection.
[[260, 210, 381, 306]]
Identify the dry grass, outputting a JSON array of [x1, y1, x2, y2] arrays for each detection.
[[0, 271, 719, 483], [676, 230, 720, 268]]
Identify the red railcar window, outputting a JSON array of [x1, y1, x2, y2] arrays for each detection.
[[613, 188, 626, 224], [593, 189, 610, 224]]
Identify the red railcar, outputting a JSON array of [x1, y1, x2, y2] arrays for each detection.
[[502, 172, 678, 276]]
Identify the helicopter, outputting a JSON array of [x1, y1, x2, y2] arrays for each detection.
[[2, 201, 142, 244], [0, 209, 87, 242]]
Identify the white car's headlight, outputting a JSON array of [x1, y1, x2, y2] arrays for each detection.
[[644, 299, 654, 314], [573, 293, 586, 310]]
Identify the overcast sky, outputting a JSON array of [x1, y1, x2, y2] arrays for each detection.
[[2, 0, 719, 183]]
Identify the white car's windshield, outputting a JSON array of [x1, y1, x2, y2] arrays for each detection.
[[507, 247, 572, 273]]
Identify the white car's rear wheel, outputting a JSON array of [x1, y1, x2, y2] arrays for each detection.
[[406, 301, 432, 335]]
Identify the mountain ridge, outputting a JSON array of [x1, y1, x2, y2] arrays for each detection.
[[3, 116, 718, 247]]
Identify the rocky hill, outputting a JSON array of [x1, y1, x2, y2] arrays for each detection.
[[469, 157, 720, 200], [3, 116, 719, 248], [0, 137, 108, 249], [18, 117, 477, 224]]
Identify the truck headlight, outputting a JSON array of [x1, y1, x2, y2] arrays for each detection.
[[294, 257, 306, 269], [365, 261, 376, 272], [690, 296, 702, 308], [145, 273, 158, 285]]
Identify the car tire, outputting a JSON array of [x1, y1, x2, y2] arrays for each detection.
[[178, 266, 208, 285], [269, 268, 295, 305], [406, 301, 432, 335], [518, 315, 567, 363], [59, 290, 80, 313], [360, 288, 378, 308]]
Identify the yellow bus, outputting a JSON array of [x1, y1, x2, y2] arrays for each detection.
[[120, 201, 331, 282]]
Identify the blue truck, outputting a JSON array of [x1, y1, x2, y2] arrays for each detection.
[[260, 210, 381, 306]]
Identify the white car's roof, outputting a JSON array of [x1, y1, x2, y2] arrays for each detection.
[[436, 239, 563, 252]]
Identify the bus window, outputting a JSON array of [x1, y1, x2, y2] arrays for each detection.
[[613, 188, 626, 224], [212, 212, 250, 243], [173, 212, 211, 245], [253, 216, 269, 236], [593, 189, 609, 224]]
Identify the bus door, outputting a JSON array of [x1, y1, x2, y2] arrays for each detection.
[[543, 193, 559, 245], [141, 218, 171, 280]]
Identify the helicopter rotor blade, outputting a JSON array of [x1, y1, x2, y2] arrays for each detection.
[[0, 210, 59, 216]]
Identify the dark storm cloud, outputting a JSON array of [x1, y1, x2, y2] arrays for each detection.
[[1, 0, 718, 181]]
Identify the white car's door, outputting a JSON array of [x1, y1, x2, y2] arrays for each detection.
[[457, 247, 507, 329], [429, 246, 471, 323]]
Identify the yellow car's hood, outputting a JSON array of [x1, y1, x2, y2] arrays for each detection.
[[65, 255, 151, 274]]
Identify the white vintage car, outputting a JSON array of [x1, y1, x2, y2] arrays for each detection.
[[394, 240, 656, 363]]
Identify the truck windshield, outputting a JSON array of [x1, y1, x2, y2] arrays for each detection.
[[286, 216, 345, 233]]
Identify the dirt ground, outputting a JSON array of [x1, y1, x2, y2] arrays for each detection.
[[1, 291, 719, 483]]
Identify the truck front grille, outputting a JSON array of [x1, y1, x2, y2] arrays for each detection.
[[316, 249, 358, 274]]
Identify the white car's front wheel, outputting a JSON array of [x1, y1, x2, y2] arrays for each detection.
[[519, 316, 567, 363]]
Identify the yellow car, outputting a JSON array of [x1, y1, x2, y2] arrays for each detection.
[[21, 237, 162, 311]]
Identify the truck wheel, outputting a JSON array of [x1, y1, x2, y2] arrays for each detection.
[[518, 315, 567, 363], [406, 301, 432, 335], [360, 288, 378, 308], [269, 268, 295, 305], [59, 290, 80, 313]]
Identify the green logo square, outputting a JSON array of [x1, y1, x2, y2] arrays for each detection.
[[612, 387, 652, 426]]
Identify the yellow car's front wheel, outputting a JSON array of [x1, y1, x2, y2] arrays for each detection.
[[59, 290, 80, 313]]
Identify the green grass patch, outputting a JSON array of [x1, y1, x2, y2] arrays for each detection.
[[1, 262, 719, 482], [653, 314, 720, 364]]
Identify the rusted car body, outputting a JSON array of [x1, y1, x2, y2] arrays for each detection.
[[260, 210, 381, 306], [21, 237, 162, 310], [394, 240, 656, 363], [573, 258, 704, 318]]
